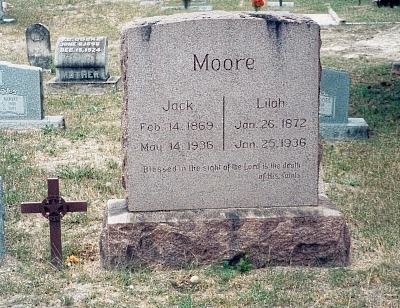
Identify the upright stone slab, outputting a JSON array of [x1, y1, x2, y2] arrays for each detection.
[[100, 12, 350, 268], [26, 23, 52, 70], [0, 0, 15, 24], [319, 68, 369, 139], [0, 177, 5, 264], [0, 61, 64, 129], [48, 37, 120, 94]]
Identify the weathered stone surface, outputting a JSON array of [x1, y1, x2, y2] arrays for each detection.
[[49, 36, 120, 94], [122, 11, 321, 212], [55, 37, 109, 82], [100, 196, 350, 268], [26, 23, 52, 70]]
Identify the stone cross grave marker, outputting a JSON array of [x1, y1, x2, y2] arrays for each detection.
[[320, 67, 369, 139], [21, 178, 87, 268], [26, 23, 52, 70], [0, 176, 5, 264], [100, 12, 350, 269]]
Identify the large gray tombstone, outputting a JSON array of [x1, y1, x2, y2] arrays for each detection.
[[26, 23, 52, 70], [0, 177, 5, 264], [0, 61, 64, 129], [319, 67, 369, 139], [0, 0, 15, 24], [100, 12, 350, 269], [47, 37, 120, 94]]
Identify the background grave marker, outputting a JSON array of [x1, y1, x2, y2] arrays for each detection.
[[0, 61, 64, 129], [48, 36, 120, 94], [26, 23, 52, 70], [0, 0, 15, 24], [319, 67, 369, 139]]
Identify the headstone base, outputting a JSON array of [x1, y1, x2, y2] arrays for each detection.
[[0, 115, 65, 130], [320, 118, 369, 140], [47, 76, 121, 95], [0, 18, 16, 24], [100, 196, 350, 269]]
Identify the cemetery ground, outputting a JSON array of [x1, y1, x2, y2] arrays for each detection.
[[0, 0, 399, 307]]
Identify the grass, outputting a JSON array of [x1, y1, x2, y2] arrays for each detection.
[[0, 0, 400, 307]]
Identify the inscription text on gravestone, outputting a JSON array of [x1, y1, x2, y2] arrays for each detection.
[[124, 13, 320, 211]]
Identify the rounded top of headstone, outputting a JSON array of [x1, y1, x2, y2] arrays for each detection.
[[25, 23, 50, 41]]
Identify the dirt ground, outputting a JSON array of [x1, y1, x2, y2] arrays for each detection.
[[321, 24, 400, 61]]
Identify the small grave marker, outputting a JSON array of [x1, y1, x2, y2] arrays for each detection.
[[0, 177, 5, 264], [319, 67, 369, 139], [0, 61, 64, 129], [0, 0, 15, 24], [48, 36, 120, 94], [21, 178, 87, 268], [26, 23, 52, 70]]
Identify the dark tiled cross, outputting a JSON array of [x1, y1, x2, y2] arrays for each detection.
[[21, 178, 87, 268]]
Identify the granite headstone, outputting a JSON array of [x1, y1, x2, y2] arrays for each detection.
[[47, 36, 120, 94], [100, 12, 350, 269], [319, 67, 369, 139], [123, 13, 320, 212], [54, 36, 109, 82], [0, 61, 64, 129], [26, 23, 52, 70], [0, 177, 5, 264]]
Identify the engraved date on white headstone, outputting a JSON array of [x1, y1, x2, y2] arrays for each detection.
[[320, 91, 335, 117], [0, 95, 26, 116]]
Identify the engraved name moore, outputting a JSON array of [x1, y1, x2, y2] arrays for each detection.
[[124, 17, 320, 212]]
